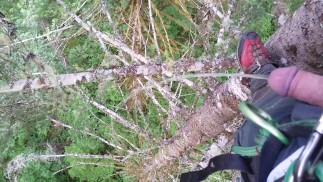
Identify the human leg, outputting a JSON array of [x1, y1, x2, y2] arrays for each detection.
[[235, 31, 296, 147]]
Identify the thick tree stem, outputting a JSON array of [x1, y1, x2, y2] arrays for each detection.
[[265, 0, 323, 74], [145, 78, 249, 172]]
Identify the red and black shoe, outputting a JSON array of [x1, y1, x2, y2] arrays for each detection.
[[237, 31, 271, 74]]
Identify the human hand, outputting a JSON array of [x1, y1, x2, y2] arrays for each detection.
[[268, 66, 323, 107]]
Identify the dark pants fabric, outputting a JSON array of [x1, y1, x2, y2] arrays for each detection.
[[234, 64, 297, 147], [233, 64, 323, 182]]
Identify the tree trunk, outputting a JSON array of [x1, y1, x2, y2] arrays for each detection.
[[147, 0, 323, 174], [144, 78, 249, 175], [265, 0, 323, 74]]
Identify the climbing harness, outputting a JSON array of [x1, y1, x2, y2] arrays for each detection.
[[290, 113, 323, 181], [180, 102, 323, 182], [239, 102, 323, 182], [239, 102, 289, 145]]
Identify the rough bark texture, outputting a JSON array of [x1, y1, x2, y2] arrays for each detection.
[[145, 78, 249, 173], [265, 0, 323, 74]]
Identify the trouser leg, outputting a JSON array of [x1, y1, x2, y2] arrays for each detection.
[[234, 63, 296, 147], [250, 64, 276, 102]]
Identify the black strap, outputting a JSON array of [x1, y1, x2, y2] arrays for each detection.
[[180, 154, 253, 182], [179, 125, 316, 182], [256, 136, 284, 182]]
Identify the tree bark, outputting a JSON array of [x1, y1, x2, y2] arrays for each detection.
[[265, 0, 323, 74], [146, 0, 323, 174], [0, 59, 236, 93], [144, 78, 249, 174]]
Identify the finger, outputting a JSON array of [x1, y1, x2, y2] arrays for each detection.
[[268, 66, 323, 108]]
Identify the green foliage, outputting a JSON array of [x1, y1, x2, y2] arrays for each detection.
[[65, 138, 106, 155], [102, 82, 124, 106], [146, 101, 166, 139], [0, 0, 289, 181], [160, 5, 195, 40], [19, 162, 68, 182], [170, 121, 177, 137], [192, 46, 204, 58], [233, 0, 277, 41], [53, 82, 142, 181], [196, 143, 208, 151], [0, 168, 4, 181], [206, 171, 232, 182], [245, 14, 276, 41], [68, 164, 117, 182], [64, 141, 118, 182], [64, 36, 104, 70], [286, 0, 304, 14], [0, 93, 52, 161]]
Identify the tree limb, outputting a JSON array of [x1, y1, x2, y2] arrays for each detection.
[[56, 0, 150, 64], [78, 90, 147, 137], [48, 117, 129, 152], [0, 59, 237, 93]]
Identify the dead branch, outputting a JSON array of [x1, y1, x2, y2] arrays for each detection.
[[48, 117, 129, 152], [0, 58, 237, 93], [56, 0, 150, 64], [0, 25, 73, 50], [57, 0, 187, 111], [78, 91, 147, 137], [148, 0, 161, 62], [100, 0, 124, 43], [5, 152, 122, 181]]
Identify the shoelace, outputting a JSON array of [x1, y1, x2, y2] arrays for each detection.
[[250, 43, 267, 60]]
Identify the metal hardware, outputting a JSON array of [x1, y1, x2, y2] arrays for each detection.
[[239, 102, 289, 145], [255, 61, 262, 72], [293, 114, 323, 182]]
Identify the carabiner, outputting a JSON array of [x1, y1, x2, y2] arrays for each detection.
[[239, 102, 289, 145], [293, 114, 323, 182]]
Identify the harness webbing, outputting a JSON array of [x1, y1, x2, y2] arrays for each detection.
[[179, 125, 314, 182], [180, 154, 253, 182]]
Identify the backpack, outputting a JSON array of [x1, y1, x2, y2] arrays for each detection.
[[180, 101, 323, 182]]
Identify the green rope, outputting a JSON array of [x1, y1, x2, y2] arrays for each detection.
[[237, 102, 323, 181], [239, 102, 289, 145], [314, 161, 323, 181], [284, 161, 295, 182], [278, 119, 317, 129], [231, 145, 262, 156]]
